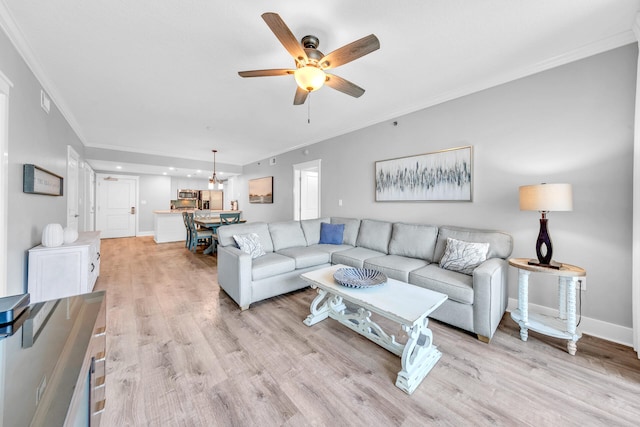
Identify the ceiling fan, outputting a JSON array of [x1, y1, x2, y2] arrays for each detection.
[[238, 12, 380, 105]]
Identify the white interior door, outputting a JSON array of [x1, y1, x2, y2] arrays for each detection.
[[67, 146, 80, 230], [96, 174, 138, 238], [300, 170, 318, 219], [82, 163, 95, 231], [293, 159, 321, 220]]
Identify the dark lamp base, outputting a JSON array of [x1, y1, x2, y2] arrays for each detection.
[[528, 259, 562, 270]]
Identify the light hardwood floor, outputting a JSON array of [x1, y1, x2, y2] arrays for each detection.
[[96, 236, 640, 426]]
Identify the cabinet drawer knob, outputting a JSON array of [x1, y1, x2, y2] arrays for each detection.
[[90, 262, 95, 272]]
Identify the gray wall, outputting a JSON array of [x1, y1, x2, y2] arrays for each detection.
[[138, 175, 172, 232], [0, 28, 86, 296], [238, 44, 637, 329]]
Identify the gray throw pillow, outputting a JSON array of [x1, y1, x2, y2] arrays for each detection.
[[233, 233, 266, 259], [439, 237, 489, 275]]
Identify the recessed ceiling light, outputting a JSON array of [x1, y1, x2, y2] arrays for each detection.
[[196, 170, 201, 173], [187, 174, 191, 178], [169, 167, 175, 171], [115, 166, 122, 169], [162, 172, 167, 175]]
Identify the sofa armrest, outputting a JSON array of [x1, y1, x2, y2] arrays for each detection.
[[472, 258, 509, 340], [218, 245, 253, 309]]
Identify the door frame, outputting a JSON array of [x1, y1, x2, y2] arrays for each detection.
[[632, 15, 640, 358], [0, 70, 12, 297], [293, 159, 321, 220], [95, 173, 139, 237]]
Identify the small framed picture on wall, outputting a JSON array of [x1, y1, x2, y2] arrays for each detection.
[[249, 176, 273, 204]]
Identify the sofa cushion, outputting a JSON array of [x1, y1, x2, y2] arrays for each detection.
[[319, 222, 345, 245], [409, 264, 474, 304], [277, 246, 331, 269], [217, 222, 274, 253], [356, 219, 392, 253], [439, 237, 489, 275], [300, 217, 331, 245], [388, 223, 438, 262], [435, 226, 513, 261], [330, 217, 361, 246], [310, 243, 354, 255], [269, 221, 308, 251], [363, 255, 429, 282], [252, 253, 296, 281], [332, 247, 386, 268], [233, 233, 266, 259]]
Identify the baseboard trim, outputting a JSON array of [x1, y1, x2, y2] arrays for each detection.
[[136, 231, 154, 237], [507, 298, 633, 348]]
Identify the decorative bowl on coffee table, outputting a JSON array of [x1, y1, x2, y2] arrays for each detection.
[[333, 267, 387, 288]]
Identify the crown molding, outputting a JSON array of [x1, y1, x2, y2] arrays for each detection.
[[0, 2, 87, 145]]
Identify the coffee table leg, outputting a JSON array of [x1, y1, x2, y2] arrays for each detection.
[[395, 317, 441, 395], [304, 289, 347, 326]]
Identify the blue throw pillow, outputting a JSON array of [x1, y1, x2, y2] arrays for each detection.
[[319, 222, 345, 245]]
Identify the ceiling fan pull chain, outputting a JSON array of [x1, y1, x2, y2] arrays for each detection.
[[308, 92, 311, 124]]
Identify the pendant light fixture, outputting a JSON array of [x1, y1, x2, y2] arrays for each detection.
[[208, 149, 222, 190]]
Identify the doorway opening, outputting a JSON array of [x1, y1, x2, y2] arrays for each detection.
[[293, 159, 321, 220]]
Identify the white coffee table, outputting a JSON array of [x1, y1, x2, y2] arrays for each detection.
[[301, 264, 448, 394]]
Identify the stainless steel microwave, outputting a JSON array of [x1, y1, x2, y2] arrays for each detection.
[[177, 189, 198, 200]]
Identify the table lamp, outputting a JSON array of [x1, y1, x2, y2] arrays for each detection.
[[519, 183, 573, 269]]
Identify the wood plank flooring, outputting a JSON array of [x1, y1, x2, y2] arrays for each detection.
[[96, 236, 640, 426]]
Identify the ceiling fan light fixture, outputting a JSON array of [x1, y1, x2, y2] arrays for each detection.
[[294, 66, 326, 92]]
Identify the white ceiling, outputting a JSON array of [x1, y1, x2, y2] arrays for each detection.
[[1, 1, 639, 176]]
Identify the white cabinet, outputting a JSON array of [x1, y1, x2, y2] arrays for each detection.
[[28, 231, 101, 303]]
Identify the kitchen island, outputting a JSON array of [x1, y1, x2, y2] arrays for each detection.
[[153, 210, 242, 243]]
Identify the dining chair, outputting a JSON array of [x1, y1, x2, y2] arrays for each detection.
[[211, 213, 241, 254], [194, 209, 211, 220], [186, 212, 213, 253], [181, 211, 191, 248], [220, 212, 241, 225]]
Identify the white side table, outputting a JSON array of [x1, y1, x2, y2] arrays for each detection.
[[508, 258, 586, 355]]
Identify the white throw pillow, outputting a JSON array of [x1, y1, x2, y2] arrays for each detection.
[[233, 233, 266, 259], [439, 237, 489, 275]]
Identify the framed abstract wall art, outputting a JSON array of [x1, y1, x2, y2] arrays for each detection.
[[375, 146, 473, 202], [249, 176, 273, 204]]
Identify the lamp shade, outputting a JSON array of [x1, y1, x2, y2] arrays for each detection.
[[294, 66, 326, 92], [519, 183, 573, 212]]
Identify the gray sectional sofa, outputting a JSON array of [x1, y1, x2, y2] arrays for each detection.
[[216, 217, 513, 341]]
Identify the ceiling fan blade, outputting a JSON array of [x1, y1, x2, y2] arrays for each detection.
[[293, 87, 309, 105], [238, 69, 294, 78], [325, 74, 365, 98], [262, 12, 308, 66], [319, 34, 380, 70]]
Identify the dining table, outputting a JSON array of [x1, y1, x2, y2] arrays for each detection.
[[194, 217, 246, 254]]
